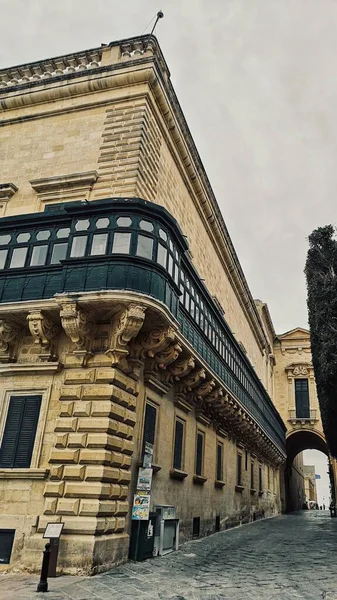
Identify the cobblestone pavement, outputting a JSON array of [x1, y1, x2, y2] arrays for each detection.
[[1, 511, 337, 600]]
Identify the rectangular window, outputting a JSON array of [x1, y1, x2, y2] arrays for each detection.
[[259, 466, 263, 493], [216, 442, 223, 481], [195, 431, 204, 476], [173, 419, 184, 470], [237, 453, 242, 486], [192, 517, 200, 537], [0, 249, 7, 269], [30, 245, 48, 267], [10, 247, 28, 268], [295, 379, 310, 418], [267, 466, 270, 490], [50, 243, 68, 264], [251, 461, 255, 489], [142, 402, 157, 457], [0, 530, 15, 564], [70, 236, 87, 258], [168, 254, 174, 276], [0, 395, 42, 468], [112, 232, 131, 254], [90, 233, 107, 256], [157, 243, 167, 267], [245, 450, 248, 471], [136, 235, 153, 260]]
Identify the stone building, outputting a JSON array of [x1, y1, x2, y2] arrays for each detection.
[[0, 34, 289, 574], [303, 465, 317, 504]]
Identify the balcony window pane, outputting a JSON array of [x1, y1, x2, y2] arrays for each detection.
[[90, 233, 108, 256], [139, 220, 153, 232], [96, 218, 109, 229], [75, 219, 90, 231], [168, 254, 173, 276], [57, 228, 70, 238], [0, 235, 11, 245], [116, 217, 132, 227], [36, 230, 50, 241], [70, 236, 87, 258], [30, 245, 48, 266], [157, 243, 167, 267], [51, 243, 67, 264], [0, 249, 7, 269], [10, 247, 28, 268], [112, 232, 131, 254], [136, 235, 153, 260], [17, 233, 30, 243], [174, 265, 179, 285], [159, 229, 167, 241]]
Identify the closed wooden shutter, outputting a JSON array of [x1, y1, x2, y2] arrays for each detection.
[[173, 420, 184, 470], [216, 443, 223, 481], [237, 453, 242, 485], [195, 432, 204, 476], [142, 403, 157, 456], [295, 379, 310, 418], [0, 530, 15, 564], [0, 396, 41, 468]]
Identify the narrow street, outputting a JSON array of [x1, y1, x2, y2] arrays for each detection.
[[2, 511, 337, 600]]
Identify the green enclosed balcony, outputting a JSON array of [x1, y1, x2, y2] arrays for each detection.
[[0, 197, 286, 452]]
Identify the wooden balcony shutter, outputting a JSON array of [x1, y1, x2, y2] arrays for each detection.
[[173, 420, 184, 470], [0, 396, 41, 468], [216, 443, 223, 481], [196, 432, 204, 476]]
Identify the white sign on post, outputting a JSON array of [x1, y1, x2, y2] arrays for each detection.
[[43, 523, 64, 539]]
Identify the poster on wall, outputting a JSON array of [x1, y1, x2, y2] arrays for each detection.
[[132, 493, 151, 520], [137, 467, 153, 491], [143, 442, 154, 468]]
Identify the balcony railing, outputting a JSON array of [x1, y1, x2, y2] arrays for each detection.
[[0, 197, 286, 452], [288, 409, 318, 422]]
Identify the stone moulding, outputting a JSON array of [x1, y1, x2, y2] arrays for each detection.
[[0, 469, 49, 479], [0, 362, 62, 376], [0, 182, 18, 202], [30, 171, 98, 204]]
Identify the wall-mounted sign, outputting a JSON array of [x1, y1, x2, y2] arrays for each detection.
[[144, 442, 154, 456], [132, 493, 150, 520], [137, 467, 153, 491], [43, 523, 64, 539]]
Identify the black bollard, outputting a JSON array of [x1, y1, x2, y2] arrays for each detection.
[[36, 542, 51, 593]]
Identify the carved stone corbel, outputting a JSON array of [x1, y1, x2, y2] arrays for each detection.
[[27, 310, 60, 361], [58, 300, 94, 365], [106, 303, 146, 371], [178, 368, 206, 393], [139, 326, 176, 358], [162, 356, 195, 385], [0, 319, 20, 363]]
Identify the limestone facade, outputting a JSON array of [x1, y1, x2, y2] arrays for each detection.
[[0, 36, 288, 574]]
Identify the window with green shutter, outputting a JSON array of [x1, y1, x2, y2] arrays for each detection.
[[295, 379, 310, 418], [142, 402, 157, 457], [0, 396, 41, 468], [216, 442, 223, 481], [195, 431, 204, 476], [173, 419, 185, 470]]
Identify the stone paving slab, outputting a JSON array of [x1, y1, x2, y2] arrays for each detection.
[[1, 511, 337, 599]]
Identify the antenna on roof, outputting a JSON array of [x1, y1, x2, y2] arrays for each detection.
[[150, 10, 164, 37]]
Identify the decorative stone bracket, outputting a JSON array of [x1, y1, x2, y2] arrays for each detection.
[[106, 303, 146, 371], [0, 319, 20, 363], [58, 299, 95, 366], [27, 310, 60, 361]]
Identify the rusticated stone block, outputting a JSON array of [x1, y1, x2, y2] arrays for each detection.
[[121, 455, 132, 469], [110, 484, 121, 499], [65, 370, 95, 384], [67, 433, 87, 448], [90, 401, 114, 418], [79, 499, 115, 516], [123, 407, 136, 426], [118, 469, 131, 484], [119, 485, 128, 499], [44, 482, 65, 498], [110, 452, 123, 467], [57, 498, 80, 516], [114, 517, 126, 532], [43, 498, 57, 515], [126, 425, 134, 440], [121, 439, 134, 455], [55, 434, 68, 448], [109, 403, 125, 422], [86, 433, 123, 451], [59, 402, 74, 417], [64, 482, 111, 499], [60, 517, 105, 535], [96, 368, 138, 396], [63, 465, 86, 481], [50, 465, 64, 480], [77, 417, 118, 434], [115, 422, 128, 438], [104, 518, 116, 533], [82, 385, 112, 400], [79, 449, 112, 465], [110, 386, 135, 408], [49, 449, 80, 464], [55, 418, 77, 432], [59, 386, 82, 400], [85, 466, 119, 482], [115, 501, 129, 516], [73, 402, 91, 417]]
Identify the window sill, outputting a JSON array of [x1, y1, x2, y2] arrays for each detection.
[[193, 474, 207, 485], [235, 485, 244, 493], [250, 488, 257, 495], [0, 468, 49, 480], [258, 491, 263, 497], [170, 468, 188, 481], [214, 480, 225, 489]]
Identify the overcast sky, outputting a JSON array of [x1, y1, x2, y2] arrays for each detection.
[[1, 0, 337, 335]]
